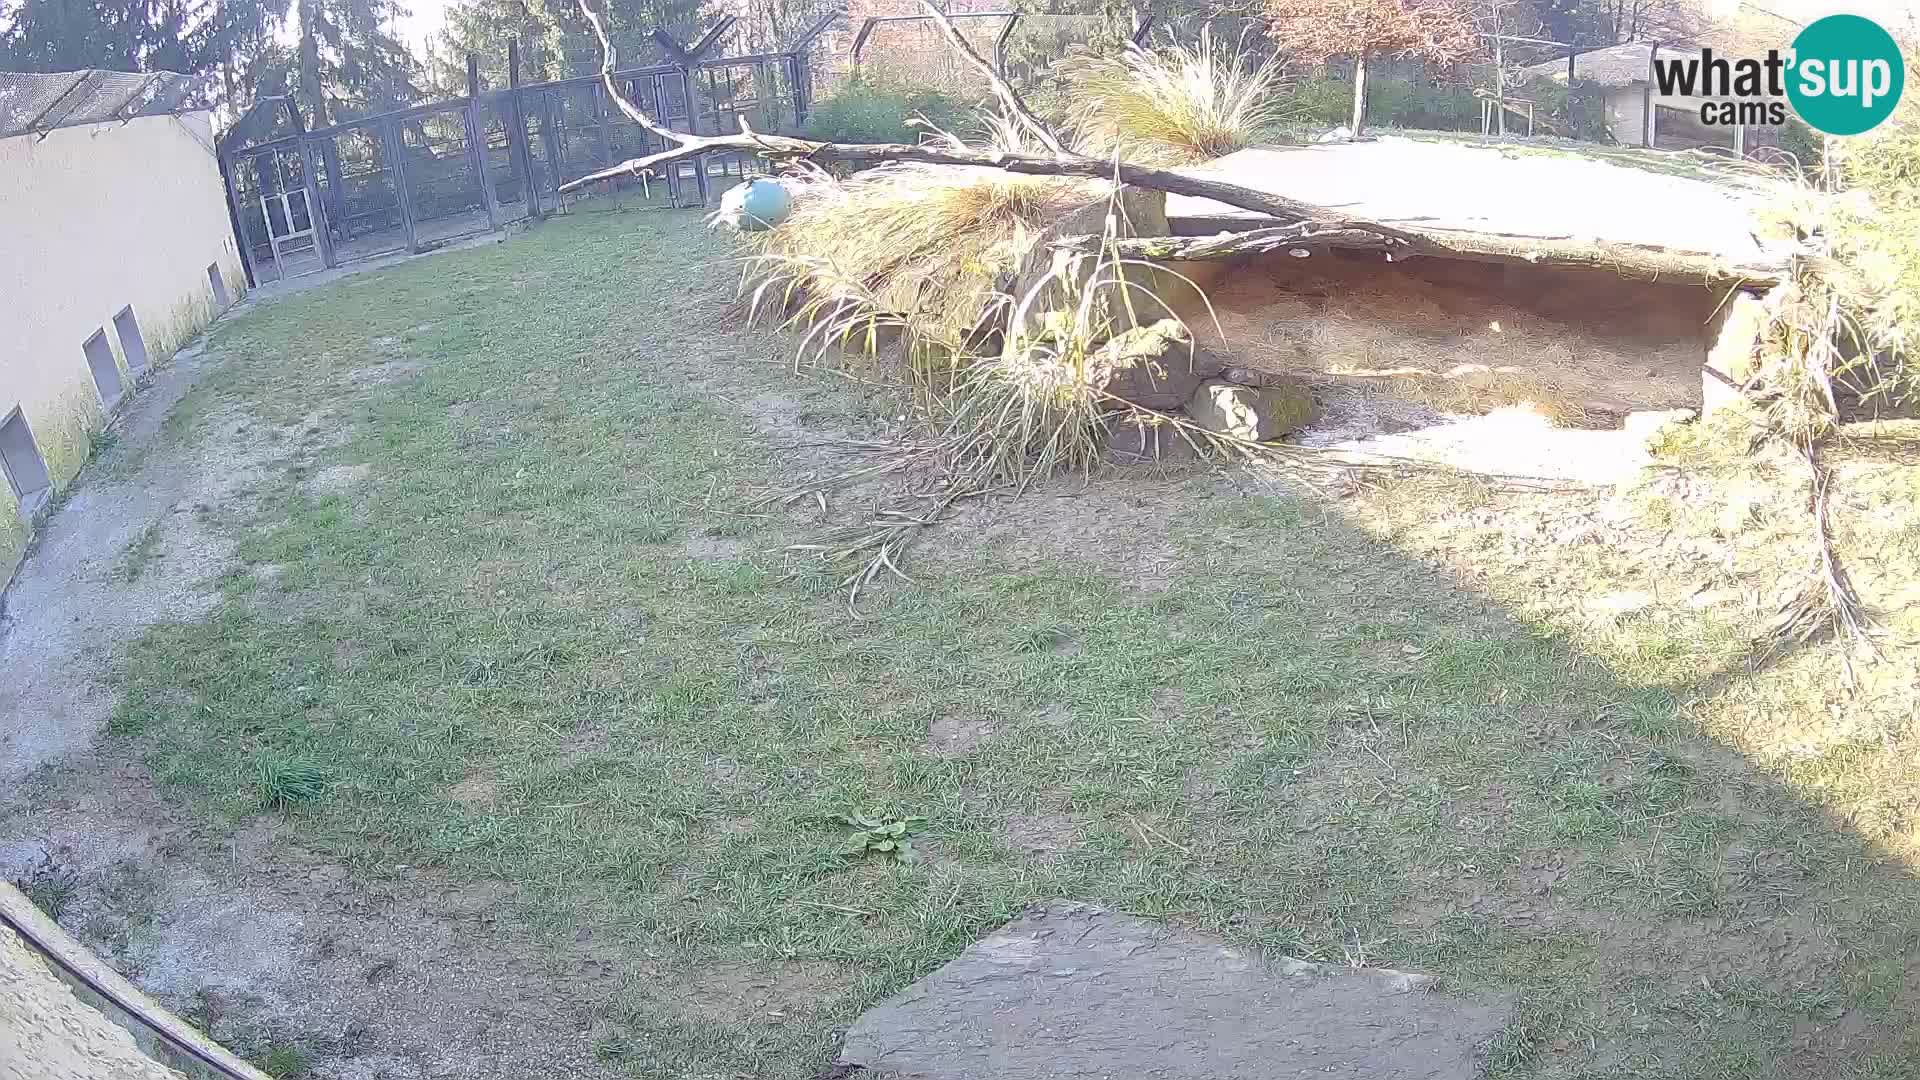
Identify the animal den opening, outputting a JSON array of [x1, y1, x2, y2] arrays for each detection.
[[1173, 249, 1723, 447]]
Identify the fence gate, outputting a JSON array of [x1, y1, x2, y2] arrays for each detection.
[[233, 145, 325, 282]]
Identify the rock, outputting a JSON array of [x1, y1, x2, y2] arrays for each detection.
[[1316, 125, 1354, 143], [1186, 379, 1313, 441], [1087, 320, 1225, 410], [834, 902, 1511, 1080]]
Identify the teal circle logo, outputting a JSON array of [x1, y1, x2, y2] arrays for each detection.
[[1787, 14, 1905, 136]]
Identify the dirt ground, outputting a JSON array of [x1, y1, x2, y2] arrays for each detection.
[[4, 210, 1918, 1080], [1198, 249, 1720, 420], [0, 325, 624, 1079]]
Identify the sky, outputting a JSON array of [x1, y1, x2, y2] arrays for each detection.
[[377, 0, 1918, 61], [393, 0, 456, 56]]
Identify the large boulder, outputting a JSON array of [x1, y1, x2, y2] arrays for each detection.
[[1087, 319, 1226, 410], [1187, 378, 1314, 442]]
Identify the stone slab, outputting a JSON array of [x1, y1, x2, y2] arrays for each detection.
[[836, 902, 1513, 1079]]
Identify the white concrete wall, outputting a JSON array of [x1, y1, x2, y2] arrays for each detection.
[[0, 110, 244, 580]]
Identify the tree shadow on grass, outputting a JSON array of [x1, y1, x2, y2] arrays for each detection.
[[57, 210, 1920, 1080]]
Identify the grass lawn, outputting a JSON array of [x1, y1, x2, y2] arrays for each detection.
[[104, 206, 1920, 1078]]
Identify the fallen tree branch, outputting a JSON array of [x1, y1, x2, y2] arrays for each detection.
[[565, 0, 1417, 241], [561, 129, 1420, 237], [569, 0, 1783, 288], [1053, 224, 1399, 260]]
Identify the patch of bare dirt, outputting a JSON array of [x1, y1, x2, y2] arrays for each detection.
[[305, 463, 372, 497], [684, 534, 748, 559], [0, 344, 283, 780], [447, 772, 499, 809], [926, 714, 994, 755], [681, 960, 848, 1024], [1003, 814, 1076, 860], [5, 762, 623, 1079], [343, 359, 424, 389], [919, 475, 1228, 593]]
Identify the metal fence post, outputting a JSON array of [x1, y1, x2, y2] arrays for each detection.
[[218, 151, 260, 289], [508, 38, 544, 220], [467, 55, 501, 229], [538, 90, 565, 201], [379, 118, 420, 253], [594, 82, 615, 177], [683, 68, 709, 207]]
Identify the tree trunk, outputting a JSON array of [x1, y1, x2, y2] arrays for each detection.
[[1350, 51, 1368, 135], [298, 0, 329, 130], [1492, 28, 1507, 136]]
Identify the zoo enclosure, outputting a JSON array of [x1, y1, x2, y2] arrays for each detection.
[[218, 14, 838, 285]]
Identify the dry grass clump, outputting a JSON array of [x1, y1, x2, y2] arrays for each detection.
[[1761, 46, 1920, 436], [745, 160, 1101, 356], [1052, 32, 1296, 167], [1732, 49, 1917, 662]]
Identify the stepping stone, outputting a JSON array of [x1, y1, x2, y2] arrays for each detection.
[[836, 902, 1511, 1079]]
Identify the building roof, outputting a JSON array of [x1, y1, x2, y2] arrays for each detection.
[[0, 69, 204, 139], [1524, 41, 1661, 88]]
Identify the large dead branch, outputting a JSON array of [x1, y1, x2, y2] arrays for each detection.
[[565, 0, 1413, 240], [567, 0, 1783, 287]]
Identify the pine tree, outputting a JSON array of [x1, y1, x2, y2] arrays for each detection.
[[432, 0, 716, 92], [0, 0, 282, 78], [289, 0, 426, 126]]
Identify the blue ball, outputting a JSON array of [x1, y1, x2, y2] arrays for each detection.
[[732, 178, 792, 230]]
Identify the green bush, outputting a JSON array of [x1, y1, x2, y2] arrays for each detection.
[[802, 78, 976, 145], [1293, 75, 1477, 132], [1291, 71, 1612, 141]]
